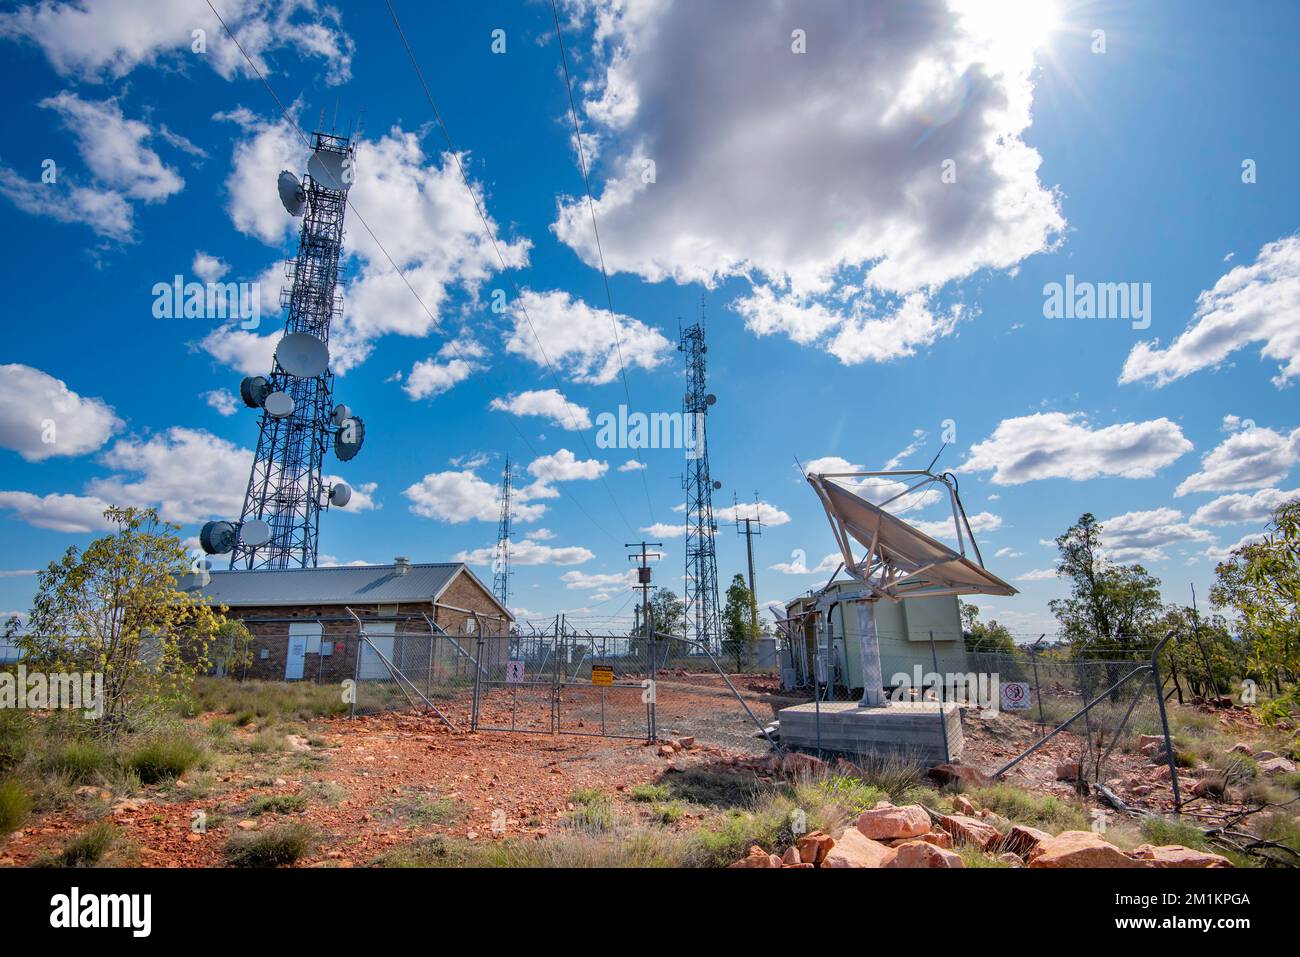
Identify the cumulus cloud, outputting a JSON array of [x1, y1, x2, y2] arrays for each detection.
[[0, 491, 116, 533], [193, 251, 229, 283], [1204, 532, 1269, 563], [1189, 487, 1300, 527], [618, 459, 646, 472], [913, 510, 1002, 540], [202, 389, 240, 416], [404, 469, 546, 524], [490, 389, 592, 430], [554, 0, 1063, 361], [1174, 425, 1300, 497], [503, 289, 671, 383], [803, 455, 943, 512], [715, 500, 792, 527], [959, 412, 1192, 485], [1016, 568, 1058, 581], [561, 569, 634, 590], [0, 0, 353, 85], [0, 365, 121, 461], [0, 163, 133, 240], [1094, 508, 1213, 563], [1121, 235, 1300, 389], [526, 449, 608, 482], [455, 538, 594, 567], [403, 337, 488, 400]]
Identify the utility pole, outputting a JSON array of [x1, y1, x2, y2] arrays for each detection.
[[729, 492, 764, 631], [626, 540, 663, 637]]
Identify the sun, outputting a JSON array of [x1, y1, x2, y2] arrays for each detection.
[[954, 0, 1064, 66]]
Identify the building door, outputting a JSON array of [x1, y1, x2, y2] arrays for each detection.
[[286, 622, 321, 681], [358, 625, 396, 680]]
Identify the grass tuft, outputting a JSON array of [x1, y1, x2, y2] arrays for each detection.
[[224, 822, 316, 867]]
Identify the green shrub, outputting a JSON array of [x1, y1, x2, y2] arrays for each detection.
[[566, 793, 616, 833], [1139, 814, 1212, 851], [53, 821, 119, 867], [38, 740, 111, 782], [392, 794, 460, 825], [653, 801, 684, 824], [970, 783, 1088, 833], [224, 822, 316, 867], [124, 736, 203, 784], [0, 778, 32, 837], [629, 783, 671, 803], [249, 794, 307, 816], [0, 711, 32, 772]]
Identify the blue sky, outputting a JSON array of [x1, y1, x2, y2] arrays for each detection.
[[1, 0, 1297, 639]]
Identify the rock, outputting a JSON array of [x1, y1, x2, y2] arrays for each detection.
[[1252, 750, 1279, 761], [1150, 764, 1172, 781], [784, 862, 815, 868], [998, 852, 1026, 868], [1055, 762, 1081, 781], [823, 829, 897, 868], [1128, 844, 1233, 868], [1137, 734, 1164, 751], [236, 819, 258, 831], [916, 830, 953, 849], [729, 845, 780, 868], [953, 795, 977, 815], [780, 752, 826, 775], [1229, 743, 1251, 755], [658, 745, 676, 758], [926, 763, 991, 789], [884, 839, 964, 869], [1003, 824, 1051, 858], [938, 814, 1003, 850], [1029, 831, 1143, 868], [796, 830, 835, 865], [1257, 756, 1296, 774], [74, 785, 103, 799], [781, 845, 802, 867], [678, 737, 695, 749], [856, 804, 931, 841]]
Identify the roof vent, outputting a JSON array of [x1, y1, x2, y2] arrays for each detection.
[[394, 556, 411, 576]]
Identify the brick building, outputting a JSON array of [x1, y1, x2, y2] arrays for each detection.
[[182, 558, 512, 683]]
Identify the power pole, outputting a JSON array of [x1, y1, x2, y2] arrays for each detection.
[[626, 540, 663, 637], [679, 299, 722, 652], [493, 457, 512, 610], [729, 492, 764, 631]]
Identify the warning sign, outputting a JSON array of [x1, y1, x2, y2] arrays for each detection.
[[505, 660, 525, 684], [591, 665, 614, 687], [1000, 681, 1031, 711]]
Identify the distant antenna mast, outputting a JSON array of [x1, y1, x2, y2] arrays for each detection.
[[203, 131, 365, 570], [493, 458, 513, 608], [680, 298, 722, 652], [729, 492, 764, 630]]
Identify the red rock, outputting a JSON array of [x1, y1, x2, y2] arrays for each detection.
[[1128, 844, 1233, 868], [953, 795, 977, 815], [1055, 762, 1081, 781], [729, 845, 779, 868], [938, 814, 1003, 850], [658, 745, 675, 757], [927, 763, 991, 788], [884, 839, 964, 869], [1029, 831, 1144, 868], [822, 829, 897, 868], [997, 852, 1025, 867], [856, 804, 931, 840], [781, 845, 802, 867], [917, 830, 953, 849], [1002, 824, 1051, 858], [796, 830, 835, 865]]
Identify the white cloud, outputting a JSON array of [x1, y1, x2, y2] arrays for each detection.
[[994, 547, 1022, 559], [618, 458, 646, 472], [770, 551, 841, 575], [1121, 235, 1300, 389], [641, 522, 687, 538], [0, 491, 115, 533], [1189, 487, 1300, 527], [0, 162, 134, 240], [913, 511, 1002, 540], [715, 500, 791, 527], [322, 475, 377, 512], [1095, 508, 1213, 563], [202, 389, 240, 416], [1204, 532, 1269, 563], [554, 0, 1063, 360], [490, 390, 592, 430], [1016, 568, 1058, 582], [504, 289, 671, 383], [803, 455, 942, 512], [404, 469, 546, 524], [403, 338, 488, 400], [526, 449, 607, 482], [40, 91, 183, 202], [456, 538, 594, 567], [960, 412, 1192, 484], [0, 365, 121, 461], [198, 324, 279, 377], [88, 427, 251, 524], [1175, 425, 1300, 497], [193, 251, 229, 283], [561, 569, 634, 590], [0, 0, 353, 85]]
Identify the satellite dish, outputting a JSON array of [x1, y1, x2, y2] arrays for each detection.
[[307, 149, 352, 192], [199, 521, 237, 554], [276, 332, 329, 378], [329, 482, 352, 507], [713, 480, 722, 490], [705, 393, 717, 406], [264, 391, 295, 418], [277, 170, 305, 216], [334, 415, 365, 461], [240, 375, 270, 409], [240, 519, 272, 547], [330, 403, 352, 427]]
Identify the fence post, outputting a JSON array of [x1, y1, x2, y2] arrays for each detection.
[[1029, 634, 1046, 732], [349, 620, 363, 720], [471, 634, 483, 731], [1149, 631, 1182, 812]]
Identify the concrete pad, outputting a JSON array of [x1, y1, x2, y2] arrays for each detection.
[[776, 700, 962, 764]]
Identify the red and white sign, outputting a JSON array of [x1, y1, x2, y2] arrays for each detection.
[[1000, 681, 1031, 711]]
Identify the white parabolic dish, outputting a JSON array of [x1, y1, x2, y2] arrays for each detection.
[[240, 519, 272, 547], [276, 332, 329, 378], [263, 391, 295, 418], [308, 149, 352, 192]]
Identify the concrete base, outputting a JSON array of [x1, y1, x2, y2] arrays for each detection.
[[776, 700, 963, 764]]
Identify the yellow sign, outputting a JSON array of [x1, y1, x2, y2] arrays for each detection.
[[591, 665, 614, 687]]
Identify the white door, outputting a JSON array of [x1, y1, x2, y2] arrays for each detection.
[[359, 630, 395, 680], [285, 622, 321, 681]]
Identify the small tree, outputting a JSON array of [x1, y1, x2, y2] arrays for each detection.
[[960, 601, 1016, 654], [721, 574, 759, 671], [643, 587, 684, 638], [17, 506, 220, 737]]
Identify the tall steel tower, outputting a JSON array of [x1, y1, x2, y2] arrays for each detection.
[[201, 132, 365, 569], [493, 457, 512, 609], [680, 314, 721, 651]]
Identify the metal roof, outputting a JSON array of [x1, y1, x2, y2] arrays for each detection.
[[183, 562, 512, 618]]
